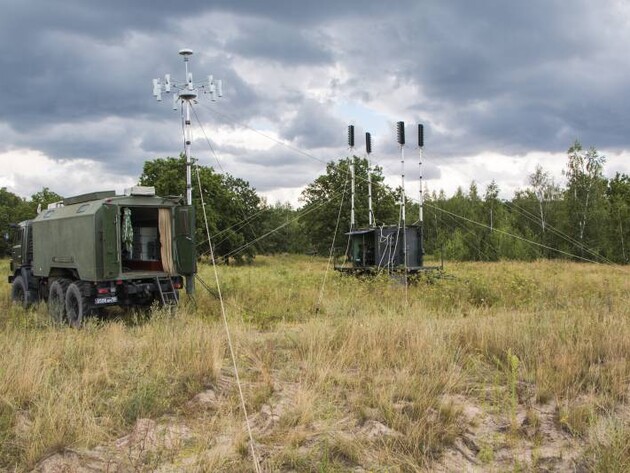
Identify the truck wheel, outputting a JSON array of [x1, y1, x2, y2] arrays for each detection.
[[65, 282, 89, 328], [11, 275, 31, 309], [11, 276, 37, 309], [49, 279, 69, 324]]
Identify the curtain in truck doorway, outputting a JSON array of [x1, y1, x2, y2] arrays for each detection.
[[158, 208, 175, 274]]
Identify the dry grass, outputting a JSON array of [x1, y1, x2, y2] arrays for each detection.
[[1, 256, 629, 471], [0, 285, 223, 469]]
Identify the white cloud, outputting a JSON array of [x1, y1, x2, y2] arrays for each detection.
[[260, 187, 304, 207], [0, 149, 136, 199], [412, 149, 630, 200], [1, 0, 629, 209]]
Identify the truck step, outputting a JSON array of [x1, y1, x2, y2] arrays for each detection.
[[155, 276, 179, 306]]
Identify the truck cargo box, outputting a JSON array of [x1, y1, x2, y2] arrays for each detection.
[[31, 192, 196, 282]]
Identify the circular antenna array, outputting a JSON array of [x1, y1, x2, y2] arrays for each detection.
[[153, 49, 223, 205]]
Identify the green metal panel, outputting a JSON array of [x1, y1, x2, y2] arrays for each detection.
[[351, 237, 361, 265], [174, 206, 196, 275], [64, 190, 115, 206], [10, 224, 25, 270], [100, 204, 120, 279], [30, 193, 183, 281], [32, 211, 98, 280]]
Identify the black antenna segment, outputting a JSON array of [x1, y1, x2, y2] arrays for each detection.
[[397, 121, 405, 145], [365, 132, 372, 154], [418, 124, 424, 148], [348, 125, 355, 148]]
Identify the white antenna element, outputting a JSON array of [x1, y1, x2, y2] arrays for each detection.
[[152, 79, 162, 101], [164, 74, 171, 93], [210, 83, 216, 101], [153, 49, 223, 206], [205, 75, 223, 102]]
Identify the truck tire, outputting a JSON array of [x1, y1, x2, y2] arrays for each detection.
[[49, 279, 69, 324], [65, 282, 89, 328], [11, 275, 32, 309]]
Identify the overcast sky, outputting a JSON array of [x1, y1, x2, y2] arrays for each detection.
[[1, 0, 629, 205]]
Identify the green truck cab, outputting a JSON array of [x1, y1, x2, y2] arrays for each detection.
[[8, 187, 195, 326]]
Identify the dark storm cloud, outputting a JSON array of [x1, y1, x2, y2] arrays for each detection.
[[389, 0, 630, 156], [280, 100, 346, 149], [0, 0, 628, 197], [207, 141, 334, 173], [195, 143, 330, 192], [225, 19, 333, 65]]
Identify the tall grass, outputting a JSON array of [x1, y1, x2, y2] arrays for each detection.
[[0, 281, 223, 468], [1, 256, 629, 471]]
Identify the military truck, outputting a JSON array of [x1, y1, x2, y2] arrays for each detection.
[[8, 187, 196, 326]]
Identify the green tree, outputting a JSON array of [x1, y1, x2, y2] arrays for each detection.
[[509, 165, 564, 259], [446, 184, 484, 260], [420, 190, 439, 256], [299, 157, 398, 255], [138, 155, 262, 263], [256, 201, 309, 254], [432, 187, 470, 260], [528, 165, 559, 234], [511, 189, 547, 259], [0, 188, 32, 255], [605, 173, 630, 263], [482, 181, 501, 260], [30, 188, 63, 214], [563, 141, 607, 257]]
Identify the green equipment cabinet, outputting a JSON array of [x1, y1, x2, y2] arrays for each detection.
[[8, 187, 196, 326], [334, 224, 441, 276]]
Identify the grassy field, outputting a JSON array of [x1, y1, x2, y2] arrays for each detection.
[[1, 256, 629, 472]]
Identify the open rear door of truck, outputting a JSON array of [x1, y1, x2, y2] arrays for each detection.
[[102, 204, 120, 279], [174, 206, 196, 276]]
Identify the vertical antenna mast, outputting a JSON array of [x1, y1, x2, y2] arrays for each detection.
[[348, 125, 356, 230], [418, 124, 424, 224], [181, 49, 195, 206], [366, 132, 373, 227], [153, 49, 223, 205], [397, 121, 406, 228], [397, 121, 408, 293]]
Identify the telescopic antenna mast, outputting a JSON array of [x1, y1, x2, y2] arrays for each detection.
[[397, 121, 408, 297], [397, 121, 407, 229], [348, 125, 356, 230], [153, 49, 223, 206], [366, 132, 374, 227], [418, 124, 424, 224]]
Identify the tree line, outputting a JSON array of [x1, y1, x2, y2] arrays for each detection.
[[0, 188, 63, 255], [296, 141, 629, 264], [421, 142, 629, 264], [1, 142, 629, 264]]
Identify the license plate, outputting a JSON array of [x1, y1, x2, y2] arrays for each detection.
[[95, 296, 118, 305]]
